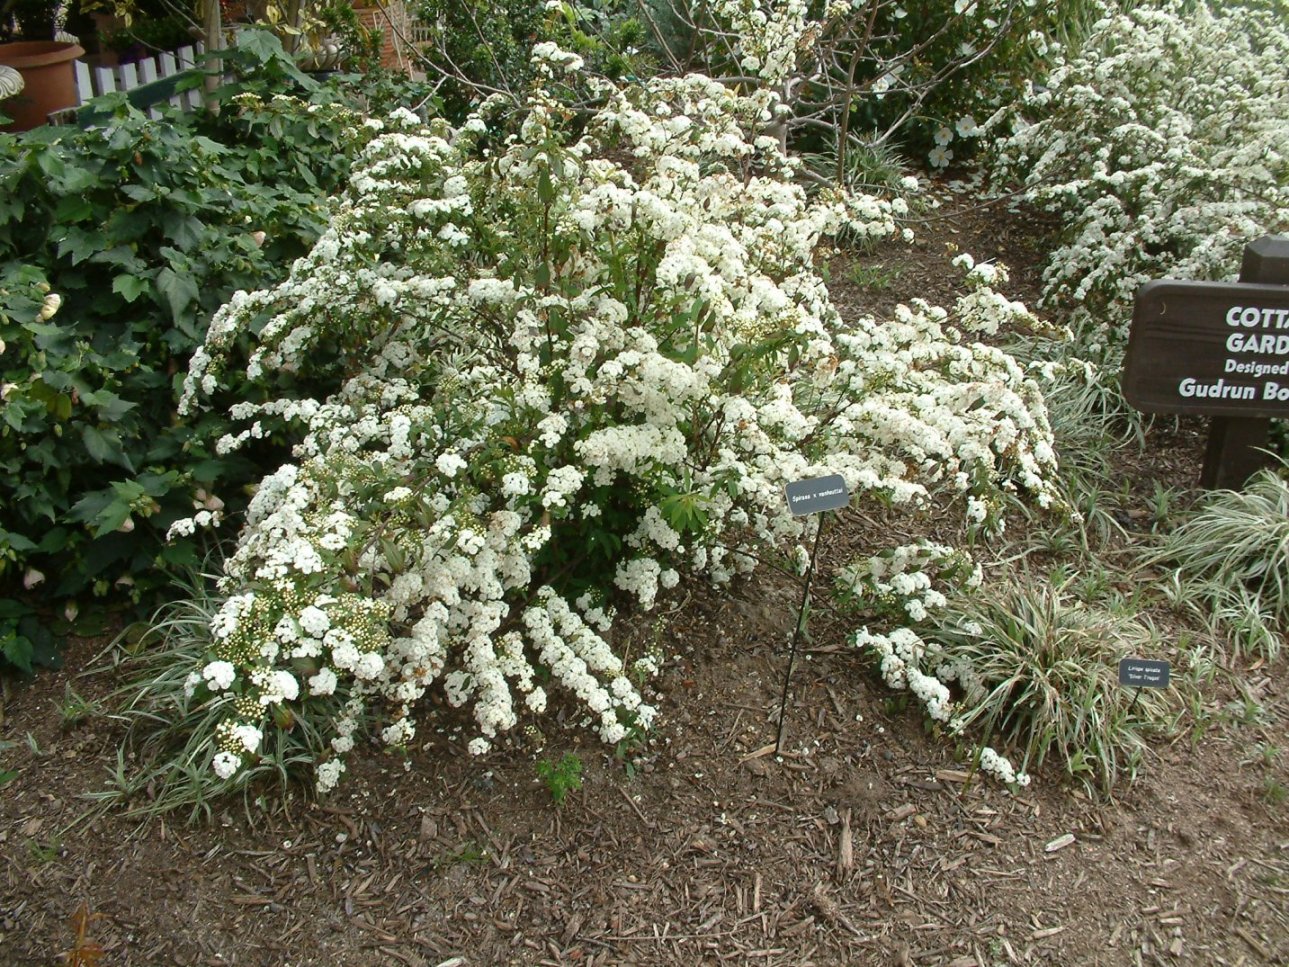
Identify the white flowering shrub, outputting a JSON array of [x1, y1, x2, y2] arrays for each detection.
[[172, 63, 1059, 795], [643, 0, 1092, 173], [991, 1, 1289, 338]]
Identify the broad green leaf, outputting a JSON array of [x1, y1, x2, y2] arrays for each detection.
[[79, 389, 137, 422], [0, 529, 37, 552], [34, 148, 65, 181], [155, 266, 199, 324], [89, 499, 133, 538], [112, 274, 149, 303], [92, 245, 147, 271], [54, 194, 94, 222], [68, 490, 114, 525], [56, 226, 104, 266], [1, 633, 33, 674], [162, 212, 207, 251], [81, 425, 133, 470], [120, 184, 156, 203]]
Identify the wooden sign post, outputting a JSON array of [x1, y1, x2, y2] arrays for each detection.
[[1124, 235, 1289, 488]]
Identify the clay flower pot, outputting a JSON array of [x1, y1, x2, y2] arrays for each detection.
[[0, 40, 85, 132]]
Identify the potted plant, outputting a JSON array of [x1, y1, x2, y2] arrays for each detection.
[[0, 0, 85, 131]]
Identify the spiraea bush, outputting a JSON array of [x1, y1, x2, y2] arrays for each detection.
[[990, 0, 1289, 346], [149, 50, 1061, 798], [700, 0, 1095, 171]]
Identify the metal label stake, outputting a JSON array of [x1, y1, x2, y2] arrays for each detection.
[[1118, 657, 1170, 719], [775, 474, 850, 754]]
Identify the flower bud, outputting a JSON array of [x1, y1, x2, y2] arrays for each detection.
[[23, 568, 45, 590], [37, 293, 62, 322]]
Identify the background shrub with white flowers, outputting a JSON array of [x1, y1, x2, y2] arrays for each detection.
[[611, 0, 1103, 176], [990, 0, 1289, 359], [144, 58, 1064, 797]]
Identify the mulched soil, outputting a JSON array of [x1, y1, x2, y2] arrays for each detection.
[[2, 182, 1286, 967]]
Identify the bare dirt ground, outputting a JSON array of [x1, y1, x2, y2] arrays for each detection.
[[1, 186, 1286, 967]]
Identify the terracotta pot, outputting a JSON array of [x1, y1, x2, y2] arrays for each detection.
[[0, 41, 86, 132]]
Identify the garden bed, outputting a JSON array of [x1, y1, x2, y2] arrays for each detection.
[[1, 189, 1286, 966]]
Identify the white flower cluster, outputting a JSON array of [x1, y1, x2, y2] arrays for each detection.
[[701, 0, 1061, 169], [851, 625, 1027, 786], [990, 1, 1289, 336], [177, 71, 1058, 793], [713, 0, 825, 85], [838, 541, 980, 622], [978, 746, 1030, 787], [852, 626, 955, 723]]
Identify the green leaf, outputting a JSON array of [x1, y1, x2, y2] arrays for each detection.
[[54, 194, 94, 222], [112, 274, 149, 303], [0, 529, 37, 553], [162, 212, 207, 251], [35, 149, 66, 181], [1, 633, 33, 674], [81, 425, 134, 470], [660, 491, 709, 535], [93, 245, 146, 271], [34, 528, 70, 554], [58, 166, 99, 195], [155, 266, 199, 324], [120, 184, 157, 203], [39, 369, 74, 392], [17, 614, 60, 670], [56, 226, 104, 266], [79, 389, 138, 422], [89, 499, 133, 538], [68, 490, 114, 525]]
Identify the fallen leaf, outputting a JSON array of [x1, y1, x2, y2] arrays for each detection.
[[1045, 833, 1076, 852]]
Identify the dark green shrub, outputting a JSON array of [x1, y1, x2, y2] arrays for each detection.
[[0, 42, 385, 668]]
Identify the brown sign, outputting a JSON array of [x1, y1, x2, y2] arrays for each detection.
[[1125, 279, 1289, 417]]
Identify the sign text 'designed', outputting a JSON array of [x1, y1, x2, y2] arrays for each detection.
[[1124, 280, 1289, 418]]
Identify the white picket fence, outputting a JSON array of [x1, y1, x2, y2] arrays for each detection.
[[73, 43, 205, 117]]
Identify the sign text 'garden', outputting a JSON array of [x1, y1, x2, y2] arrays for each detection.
[[1124, 280, 1289, 418]]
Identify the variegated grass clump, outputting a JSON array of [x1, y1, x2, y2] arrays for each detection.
[[924, 578, 1171, 792], [1153, 464, 1289, 662], [847, 554, 1173, 792]]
